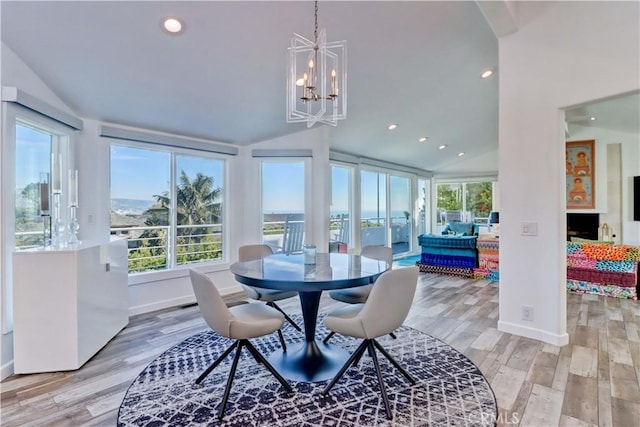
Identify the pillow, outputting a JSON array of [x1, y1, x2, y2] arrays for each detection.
[[448, 222, 474, 236], [570, 236, 614, 245]]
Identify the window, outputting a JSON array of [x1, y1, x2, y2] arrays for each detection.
[[14, 120, 70, 250], [390, 175, 411, 254], [436, 183, 463, 225], [361, 170, 387, 247], [261, 160, 306, 253], [110, 144, 226, 274], [417, 178, 430, 236], [436, 180, 494, 228], [330, 164, 352, 247]]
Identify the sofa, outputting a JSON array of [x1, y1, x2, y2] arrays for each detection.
[[417, 222, 479, 277], [473, 234, 500, 281], [566, 241, 640, 299]]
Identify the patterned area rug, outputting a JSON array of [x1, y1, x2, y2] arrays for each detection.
[[118, 316, 497, 426]]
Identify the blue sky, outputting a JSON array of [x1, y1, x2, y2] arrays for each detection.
[[15, 125, 51, 189]]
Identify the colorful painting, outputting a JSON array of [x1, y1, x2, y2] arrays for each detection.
[[566, 140, 595, 209]]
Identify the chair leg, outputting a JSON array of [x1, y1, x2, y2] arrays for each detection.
[[367, 341, 392, 420], [372, 339, 417, 385], [352, 345, 365, 368], [195, 341, 237, 385], [244, 340, 293, 393], [244, 340, 263, 364], [322, 340, 368, 395], [322, 331, 335, 344], [277, 329, 287, 352], [267, 301, 302, 331], [217, 340, 244, 420], [389, 332, 397, 339]]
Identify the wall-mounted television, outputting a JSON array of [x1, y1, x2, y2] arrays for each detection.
[[634, 176, 640, 221]]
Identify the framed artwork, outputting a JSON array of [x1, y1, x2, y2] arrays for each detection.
[[566, 140, 595, 209]]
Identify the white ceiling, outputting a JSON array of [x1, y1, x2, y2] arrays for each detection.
[[1, 1, 499, 173], [3, 2, 636, 175], [565, 93, 640, 136]]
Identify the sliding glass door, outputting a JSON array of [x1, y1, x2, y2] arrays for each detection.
[[390, 175, 412, 254], [261, 160, 306, 253], [360, 170, 387, 248], [330, 164, 352, 248]]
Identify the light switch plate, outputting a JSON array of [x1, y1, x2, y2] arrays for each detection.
[[521, 222, 538, 236]]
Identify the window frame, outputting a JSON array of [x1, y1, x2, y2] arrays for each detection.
[[257, 157, 312, 249], [109, 140, 232, 282], [329, 162, 355, 249], [2, 102, 75, 332]]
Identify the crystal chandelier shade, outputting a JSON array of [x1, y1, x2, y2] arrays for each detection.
[[287, 1, 347, 128]]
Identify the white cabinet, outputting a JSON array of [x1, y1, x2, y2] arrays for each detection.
[[13, 239, 128, 374]]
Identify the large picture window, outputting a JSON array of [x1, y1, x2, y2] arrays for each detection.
[[436, 180, 494, 229], [110, 144, 226, 274]]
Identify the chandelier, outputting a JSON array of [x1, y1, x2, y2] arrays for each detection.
[[287, 1, 347, 127]]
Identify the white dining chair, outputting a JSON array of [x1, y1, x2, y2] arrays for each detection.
[[324, 245, 393, 343], [238, 244, 301, 352], [321, 266, 419, 420], [189, 269, 293, 420]]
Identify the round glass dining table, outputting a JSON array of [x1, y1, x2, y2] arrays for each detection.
[[230, 252, 388, 382]]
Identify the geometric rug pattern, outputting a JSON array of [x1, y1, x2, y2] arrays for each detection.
[[118, 316, 497, 426]]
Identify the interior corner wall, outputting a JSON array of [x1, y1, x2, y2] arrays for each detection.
[[497, 1, 639, 345]]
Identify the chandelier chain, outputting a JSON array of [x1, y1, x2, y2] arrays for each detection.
[[314, 0, 318, 44]]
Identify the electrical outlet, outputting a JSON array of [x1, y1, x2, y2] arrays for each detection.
[[522, 305, 534, 321]]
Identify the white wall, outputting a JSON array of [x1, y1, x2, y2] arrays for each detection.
[[568, 124, 640, 246], [498, 1, 639, 345]]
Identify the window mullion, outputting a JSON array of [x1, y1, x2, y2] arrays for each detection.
[[170, 153, 178, 269]]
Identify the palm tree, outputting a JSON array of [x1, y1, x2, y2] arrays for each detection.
[[175, 171, 222, 226], [136, 171, 222, 270]]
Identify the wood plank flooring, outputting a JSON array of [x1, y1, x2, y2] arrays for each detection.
[[2, 273, 639, 426]]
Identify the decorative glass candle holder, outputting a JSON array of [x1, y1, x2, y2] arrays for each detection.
[[39, 173, 51, 247], [67, 169, 80, 245]]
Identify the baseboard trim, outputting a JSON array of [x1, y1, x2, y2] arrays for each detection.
[[129, 295, 197, 317], [497, 320, 569, 346], [1, 360, 14, 381], [128, 285, 243, 317]]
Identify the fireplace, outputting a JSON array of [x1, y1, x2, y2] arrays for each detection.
[[567, 213, 599, 241]]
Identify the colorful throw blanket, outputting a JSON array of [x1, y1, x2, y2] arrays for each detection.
[[566, 242, 639, 290]]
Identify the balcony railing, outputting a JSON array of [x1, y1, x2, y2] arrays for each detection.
[[111, 223, 222, 274], [15, 230, 45, 251], [263, 216, 411, 254]]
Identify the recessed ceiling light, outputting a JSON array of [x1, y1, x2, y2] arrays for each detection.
[[589, 116, 597, 121], [388, 124, 398, 130], [419, 137, 428, 143], [481, 69, 493, 79], [162, 17, 184, 34], [438, 145, 446, 150], [458, 152, 465, 157]]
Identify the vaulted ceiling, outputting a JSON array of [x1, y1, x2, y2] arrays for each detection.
[[5, 2, 634, 179], [2, 1, 503, 174]]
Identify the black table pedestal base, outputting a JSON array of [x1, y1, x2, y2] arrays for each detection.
[[267, 340, 351, 382]]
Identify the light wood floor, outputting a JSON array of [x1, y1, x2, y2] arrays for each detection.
[[1, 273, 639, 426]]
